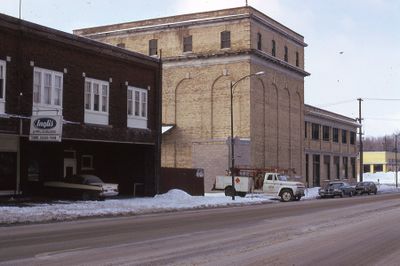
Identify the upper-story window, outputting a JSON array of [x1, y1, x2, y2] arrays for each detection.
[[0, 60, 6, 114], [257, 33, 262, 50], [296, 51, 299, 67], [312, 123, 320, 140], [323, 126, 330, 141], [84, 78, 109, 125], [32, 67, 63, 114], [149, 39, 158, 56], [284, 46, 288, 62], [342, 129, 347, 144], [333, 128, 339, 142], [127, 86, 148, 129], [220, 31, 231, 49], [271, 40, 276, 56], [183, 35, 192, 52]]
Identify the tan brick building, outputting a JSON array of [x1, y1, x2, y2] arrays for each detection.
[[75, 6, 311, 191], [304, 105, 359, 187]]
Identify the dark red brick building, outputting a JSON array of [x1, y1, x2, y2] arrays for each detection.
[[0, 14, 162, 196]]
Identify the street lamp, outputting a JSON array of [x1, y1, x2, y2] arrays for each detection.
[[230, 71, 265, 200]]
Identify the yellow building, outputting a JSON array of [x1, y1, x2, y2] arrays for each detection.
[[363, 151, 400, 173]]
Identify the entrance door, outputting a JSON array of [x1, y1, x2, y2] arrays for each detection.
[[63, 150, 76, 178], [0, 152, 17, 192]]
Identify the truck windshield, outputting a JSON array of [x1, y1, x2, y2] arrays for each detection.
[[277, 175, 289, 181]]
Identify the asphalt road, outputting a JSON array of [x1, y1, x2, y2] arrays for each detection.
[[1, 193, 400, 266]]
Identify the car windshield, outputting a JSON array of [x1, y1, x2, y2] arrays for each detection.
[[356, 182, 365, 187], [277, 175, 289, 181], [81, 175, 103, 184]]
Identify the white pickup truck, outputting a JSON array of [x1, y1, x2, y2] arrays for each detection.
[[214, 172, 305, 202]]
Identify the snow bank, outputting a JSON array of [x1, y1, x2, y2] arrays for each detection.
[[363, 172, 400, 185], [0, 189, 273, 225]]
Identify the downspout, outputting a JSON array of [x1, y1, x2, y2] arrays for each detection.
[[155, 50, 163, 195]]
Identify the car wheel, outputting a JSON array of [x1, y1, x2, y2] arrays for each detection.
[[293, 196, 301, 201], [81, 192, 91, 201], [340, 191, 344, 198], [349, 191, 353, 197], [280, 189, 293, 202], [224, 186, 235, 197]]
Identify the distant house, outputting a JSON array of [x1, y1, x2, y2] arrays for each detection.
[[363, 151, 400, 173], [0, 14, 162, 196]]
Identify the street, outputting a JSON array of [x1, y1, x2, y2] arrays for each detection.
[[1, 193, 400, 265]]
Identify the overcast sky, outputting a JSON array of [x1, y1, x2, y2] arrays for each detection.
[[1, 0, 399, 137]]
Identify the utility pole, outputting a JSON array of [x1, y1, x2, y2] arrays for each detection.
[[358, 98, 363, 182]]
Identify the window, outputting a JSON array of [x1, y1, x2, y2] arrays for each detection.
[[333, 128, 339, 142], [323, 126, 330, 141], [116, 43, 125, 48], [183, 35, 192, 52], [363, 164, 371, 173], [374, 164, 383, 173], [81, 155, 94, 170], [284, 46, 288, 62], [296, 52, 299, 67], [84, 78, 109, 125], [0, 60, 6, 113], [32, 67, 63, 113], [271, 40, 276, 56], [342, 129, 347, 143], [351, 157, 356, 179], [324, 155, 331, 180], [127, 86, 148, 129], [350, 131, 356, 145], [343, 157, 348, 178], [334, 156, 340, 179], [221, 31, 231, 49], [312, 123, 320, 140], [304, 121, 308, 138], [257, 33, 262, 50], [149, 39, 158, 56]]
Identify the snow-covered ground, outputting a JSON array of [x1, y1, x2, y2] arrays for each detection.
[[1, 173, 399, 225]]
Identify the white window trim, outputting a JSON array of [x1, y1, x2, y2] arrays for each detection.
[[32, 67, 63, 115], [0, 60, 6, 114], [127, 86, 148, 120], [84, 77, 109, 125], [127, 86, 148, 129], [84, 78, 109, 114]]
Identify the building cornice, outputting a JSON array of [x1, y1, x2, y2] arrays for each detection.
[[74, 7, 306, 47], [161, 49, 310, 77]]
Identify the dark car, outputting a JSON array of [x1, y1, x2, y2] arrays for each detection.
[[355, 181, 378, 195], [318, 181, 356, 198], [44, 174, 119, 200]]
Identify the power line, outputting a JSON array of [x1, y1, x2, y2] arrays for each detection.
[[316, 99, 356, 108], [364, 117, 400, 121], [364, 98, 400, 101]]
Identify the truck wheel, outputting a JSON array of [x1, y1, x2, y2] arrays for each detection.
[[224, 186, 235, 197], [280, 189, 293, 202], [237, 192, 247, 197]]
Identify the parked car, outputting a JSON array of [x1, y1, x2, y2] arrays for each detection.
[[318, 181, 356, 198], [355, 181, 378, 195], [44, 174, 119, 200]]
